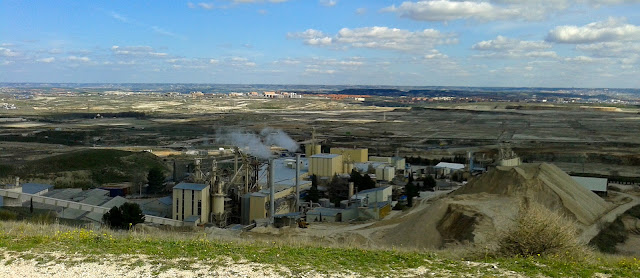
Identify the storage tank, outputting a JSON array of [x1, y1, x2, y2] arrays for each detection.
[[212, 194, 225, 215]]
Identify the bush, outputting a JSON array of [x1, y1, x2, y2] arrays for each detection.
[[0, 209, 18, 221], [102, 202, 145, 230], [496, 201, 585, 258]]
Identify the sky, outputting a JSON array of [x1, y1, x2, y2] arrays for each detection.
[[1, 0, 640, 88]]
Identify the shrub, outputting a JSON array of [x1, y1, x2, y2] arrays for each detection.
[[496, 201, 585, 258], [102, 202, 145, 230], [0, 209, 18, 221]]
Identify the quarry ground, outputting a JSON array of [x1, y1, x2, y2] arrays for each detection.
[[2, 95, 640, 179]]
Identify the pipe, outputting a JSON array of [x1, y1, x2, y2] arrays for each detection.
[[269, 159, 275, 225], [295, 154, 300, 212]]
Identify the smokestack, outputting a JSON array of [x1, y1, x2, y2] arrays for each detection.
[[15, 177, 20, 187], [348, 182, 354, 200], [269, 159, 275, 225], [295, 154, 300, 212]]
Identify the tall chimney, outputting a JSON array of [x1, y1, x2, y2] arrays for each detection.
[[269, 159, 275, 225], [348, 182, 354, 200]]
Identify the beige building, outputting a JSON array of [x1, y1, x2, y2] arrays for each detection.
[[330, 148, 368, 163], [369, 156, 392, 163], [309, 154, 343, 178], [172, 183, 210, 224]]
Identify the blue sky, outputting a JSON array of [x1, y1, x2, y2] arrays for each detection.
[[1, 0, 640, 88]]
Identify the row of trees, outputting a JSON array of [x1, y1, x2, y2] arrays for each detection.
[[405, 155, 467, 166]]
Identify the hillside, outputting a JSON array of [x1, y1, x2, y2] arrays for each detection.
[[0, 149, 168, 188]]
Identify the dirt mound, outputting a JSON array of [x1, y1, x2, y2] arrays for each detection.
[[376, 163, 611, 249], [455, 163, 609, 225]]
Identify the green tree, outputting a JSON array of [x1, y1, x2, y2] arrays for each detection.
[[327, 174, 348, 206], [102, 202, 145, 230], [361, 174, 376, 191], [424, 175, 436, 191], [405, 174, 419, 207], [305, 175, 320, 203], [147, 166, 165, 194]]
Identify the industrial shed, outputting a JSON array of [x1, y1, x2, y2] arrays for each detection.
[[307, 208, 343, 222], [571, 176, 608, 196]]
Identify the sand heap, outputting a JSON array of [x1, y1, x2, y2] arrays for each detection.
[[376, 163, 611, 249]]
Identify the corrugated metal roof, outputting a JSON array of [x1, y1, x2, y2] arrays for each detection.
[[21, 183, 53, 194], [434, 162, 465, 170], [173, 183, 208, 191], [158, 196, 172, 206], [184, 215, 200, 223], [84, 196, 128, 222], [311, 154, 340, 159], [357, 186, 391, 195], [571, 176, 608, 192]]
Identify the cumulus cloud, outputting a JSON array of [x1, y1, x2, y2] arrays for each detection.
[[546, 17, 640, 44], [382, 1, 640, 22], [473, 36, 557, 58], [288, 26, 457, 52], [0, 47, 19, 57], [67, 56, 91, 62], [111, 45, 167, 58], [576, 41, 640, 57], [320, 0, 337, 7], [381, 0, 532, 22], [37, 57, 55, 63]]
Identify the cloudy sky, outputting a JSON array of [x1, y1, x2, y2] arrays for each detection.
[[1, 0, 640, 88]]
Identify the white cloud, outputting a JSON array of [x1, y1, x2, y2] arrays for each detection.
[[356, 8, 367, 14], [37, 57, 55, 63], [0, 47, 19, 57], [109, 12, 128, 23], [382, 1, 640, 23], [198, 2, 215, 9], [473, 36, 557, 58], [381, 1, 529, 22], [209, 59, 219, 64], [546, 17, 640, 44], [424, 49, 448, 59], [288, 26, 457, 52], [67, 56, 91, 62], [320, 0, 337, 7], [576, 41, 640, 57], [111, 45, 167, 58]]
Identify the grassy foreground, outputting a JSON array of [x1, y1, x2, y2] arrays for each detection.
[[0, 221, 639, 277]]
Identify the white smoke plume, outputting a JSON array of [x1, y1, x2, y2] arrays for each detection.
[[216, 128, 299, 159]]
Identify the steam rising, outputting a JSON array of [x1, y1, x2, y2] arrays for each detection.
[[216, 128, 299, 159]]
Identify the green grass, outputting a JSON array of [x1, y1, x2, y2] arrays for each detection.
[[0, 222, 639, 277]]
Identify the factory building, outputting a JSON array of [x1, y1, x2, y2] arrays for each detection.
[[172, 182, 210, 224], [309, 154, 344, 178], [434, 162, 465, 175], [330, 148, 368, 163]]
